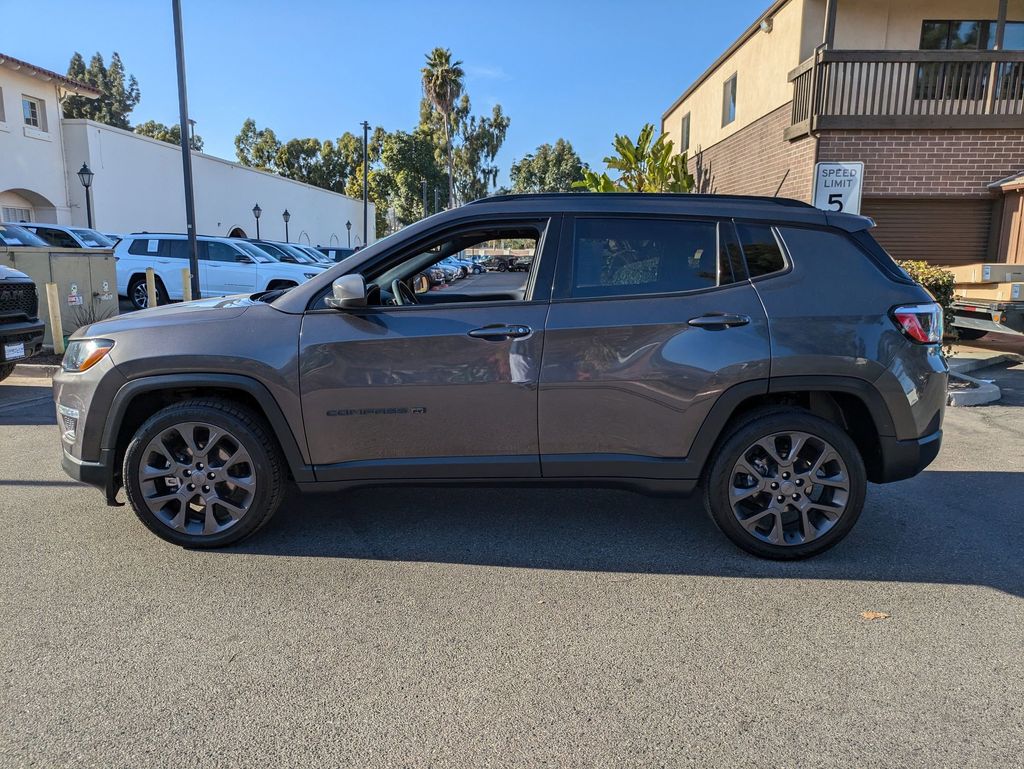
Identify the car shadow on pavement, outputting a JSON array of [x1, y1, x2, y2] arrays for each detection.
[[228, 470, 1024, 597]]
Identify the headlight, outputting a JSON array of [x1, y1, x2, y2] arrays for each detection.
[[62, 339, 115, 372], [303, 272, 317, 280]]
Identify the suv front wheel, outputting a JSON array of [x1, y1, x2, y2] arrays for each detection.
[[703, 408, 867, 560], [123, 398, 285, 547]]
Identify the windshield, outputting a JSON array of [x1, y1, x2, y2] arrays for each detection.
[[297, 245, 332, 263], [71, 228, 116, 248], [0, 224, 48, 247], [236, 241, 274, 263], [276, 243, 319, 264]]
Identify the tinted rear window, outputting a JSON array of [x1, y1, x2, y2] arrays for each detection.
[[570, 217, 723, 298], [777, 227, 898, 279], [735, 223, 786, 278]]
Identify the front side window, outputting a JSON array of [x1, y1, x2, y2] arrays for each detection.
[[207, 241, 241, 263], [722, 75, 737, 127], [735, 223, 786, 278], [22, 96, 44, 130], [569, 218, 729, 299]]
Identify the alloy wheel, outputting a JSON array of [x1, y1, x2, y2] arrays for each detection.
[[729, 431, 851, 546], [132, 282, 149, 309], [138, 421, 257, 536]]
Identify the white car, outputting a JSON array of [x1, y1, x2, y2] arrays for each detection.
[[17, 223, 117, 249], [114, 233, 323, 309]]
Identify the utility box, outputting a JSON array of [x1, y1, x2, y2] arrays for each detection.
[[0, 247, 118, 346]]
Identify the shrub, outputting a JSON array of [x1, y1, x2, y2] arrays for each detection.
[[896, 260, 956, 338]]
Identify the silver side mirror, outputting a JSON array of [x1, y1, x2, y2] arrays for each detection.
[[326, 274, 367, 309]]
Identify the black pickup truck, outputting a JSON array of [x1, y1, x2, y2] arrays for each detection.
[[0, 265, 45, 382]]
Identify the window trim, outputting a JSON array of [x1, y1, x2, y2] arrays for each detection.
[[722, 74, 737, 127], [21, 94, 45, 131], [551, 214, 748, 304]]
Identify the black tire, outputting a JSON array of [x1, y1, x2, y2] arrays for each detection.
[[955, 328, 987, 341], [703, 407, 867, 560], [123, 398, 286, 548], [0, 362, 15, 383], [128, 275, 168, 310]]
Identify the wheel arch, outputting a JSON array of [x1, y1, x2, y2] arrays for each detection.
[[102, 374, 314, 495], [688, 377, 895, 484]]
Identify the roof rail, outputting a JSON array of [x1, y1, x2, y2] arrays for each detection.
[[465, 192, 816, 208]]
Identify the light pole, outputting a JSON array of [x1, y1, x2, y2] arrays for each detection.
[[252, 203, 262, 239], [282, 209, 290, 242], [434, 187, 440, 215], [172, 0, 201, 299], [76, 162, 94, 228], [422, 179, 428, 219], [361, 120, 369, 246], [345, 220, 352, 248]]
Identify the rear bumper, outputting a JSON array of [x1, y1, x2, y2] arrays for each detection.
[[875, 429, 942, 483]]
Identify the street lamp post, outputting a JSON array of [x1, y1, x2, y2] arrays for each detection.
[[252, 203, 262, 239], [422, 179, 428, 219], [76, 162, 94, 229], [346, 220, 352, 248], [361, 120, 369, 247], [282, 209, 291, 242], [172, 0, 201, 299], [434, 187, 440, 215]]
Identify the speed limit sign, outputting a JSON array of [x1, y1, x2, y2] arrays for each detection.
[[812, 161, 864, 216]]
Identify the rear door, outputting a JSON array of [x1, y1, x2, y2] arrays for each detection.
[[538, 215, 770, 479]]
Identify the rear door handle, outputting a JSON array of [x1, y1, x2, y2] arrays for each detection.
[[688, 313, 751, 329], [467, 324, 532, 340]]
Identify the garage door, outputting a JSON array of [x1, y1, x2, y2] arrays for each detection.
[[861, 198, 993, 266]]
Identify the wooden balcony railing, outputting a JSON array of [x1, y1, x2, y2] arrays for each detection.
[[786, 49, 1024, 139]]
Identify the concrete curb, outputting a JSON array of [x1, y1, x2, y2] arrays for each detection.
[[947, 372, 1001, 407], [948, 349, 1024, 376], [11, 363, 60, 378]]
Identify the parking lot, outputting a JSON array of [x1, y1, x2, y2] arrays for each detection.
[[1, 364, 1022, 768]]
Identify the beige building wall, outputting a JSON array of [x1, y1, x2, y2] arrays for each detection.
[[662, 0, 809, 158], [832, 0, 1024, 50]]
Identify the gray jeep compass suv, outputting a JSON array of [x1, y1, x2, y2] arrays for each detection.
[[53, 194, 947, 559]]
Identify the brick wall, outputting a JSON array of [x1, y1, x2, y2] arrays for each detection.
[[688, 104, 817, 201], [817, 129, 1024, 198]]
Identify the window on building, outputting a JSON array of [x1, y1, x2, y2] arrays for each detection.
[[920, 20, 1024, 51], [918, 20, 1024, 100], [735, 222, 786, 278], [2, 207, 32, 222], [680, 112, 690, 152], [22, 96, 45, 130], [722, 75, 737, 127], [0, 87, 6, 123], [568, 217, 732, 299]]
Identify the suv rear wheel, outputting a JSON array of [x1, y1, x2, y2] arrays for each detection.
[[128, 275, 167, 310], [703, 408, 866, 560], [123, 398, 285, 547]]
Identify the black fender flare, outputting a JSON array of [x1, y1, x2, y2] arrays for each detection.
[[101, 373, 314, 483]]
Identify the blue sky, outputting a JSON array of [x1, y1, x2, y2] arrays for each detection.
[[6, 0, 768, 186]]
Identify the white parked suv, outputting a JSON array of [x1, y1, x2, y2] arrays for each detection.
[[114, 234, 323, 309]]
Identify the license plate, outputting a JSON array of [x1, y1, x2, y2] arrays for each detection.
[[3, 342, 25, 361]]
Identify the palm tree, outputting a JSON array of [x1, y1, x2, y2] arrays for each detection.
[[421, 47, 464, 207]]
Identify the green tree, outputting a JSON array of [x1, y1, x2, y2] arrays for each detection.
[[576, 123, 693, 193], [134, 120, 204, 151], [234, 118, 282, 170], [510, 139, 587, 193], [63, 51, 140, 128], [421, 48, 464, 207], [376, 128, 448, 225], [452, 103, 509, 203]]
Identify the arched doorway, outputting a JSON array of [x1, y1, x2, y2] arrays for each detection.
[[227, 226, 247, 238], [0, 188, 58, 223]]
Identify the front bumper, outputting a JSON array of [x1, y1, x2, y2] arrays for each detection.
[[0, 319, 45, 363], [62, 447, 120, 504], [875, 429, 942, 483]]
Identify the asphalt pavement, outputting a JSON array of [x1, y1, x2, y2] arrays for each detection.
[[0, 372, 1021, 768]]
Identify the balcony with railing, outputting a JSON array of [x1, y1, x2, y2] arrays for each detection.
[[786, 49, 1024, 139]]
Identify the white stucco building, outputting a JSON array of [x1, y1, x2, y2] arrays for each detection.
[[0, 53, 373, 247]]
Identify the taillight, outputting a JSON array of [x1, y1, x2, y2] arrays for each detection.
[[891, 303, 943, 344]]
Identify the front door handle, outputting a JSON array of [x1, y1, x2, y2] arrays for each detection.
[[688, 313, 751, 329], [467, 324, 532, 340]]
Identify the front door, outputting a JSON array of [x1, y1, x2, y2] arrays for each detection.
[[200, 241, 258, 297], [538, 216, 771, 478], [299, 217, 557, 481]]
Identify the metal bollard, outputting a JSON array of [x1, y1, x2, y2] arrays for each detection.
[[181, 268, 192, 302], [145, 267, 158, 307], [45, 282, 65, 355]]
